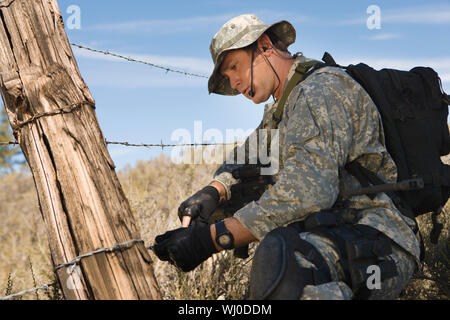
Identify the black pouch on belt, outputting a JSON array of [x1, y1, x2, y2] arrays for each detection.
[[289, 210, 399, 299]]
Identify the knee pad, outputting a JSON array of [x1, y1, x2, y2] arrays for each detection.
[[249, 226, 331, 300]]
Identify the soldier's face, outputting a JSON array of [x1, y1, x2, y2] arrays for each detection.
[[220, 48, 276, 104]]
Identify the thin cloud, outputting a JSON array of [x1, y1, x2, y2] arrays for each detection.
[[89, 11, 312, 34], [73, 46, 213, 74], [363, 33, 402, 41], [80, 67, 206, 89], [90, 13, 236, 33], [338, 4, 450, 26], [73, 46, 208, 89], [383, 5, 450, 24], [441, 73, 450, 84], [253, 10, 313, 25]]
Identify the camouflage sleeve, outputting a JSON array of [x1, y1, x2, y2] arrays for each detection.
[[212, 132, 259, 200], [212, 168, 239, 201], [234, 72, 356, 240], [212, 103, 276, 200]]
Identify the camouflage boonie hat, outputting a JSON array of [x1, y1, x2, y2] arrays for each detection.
[[208, 14, 296, 96]]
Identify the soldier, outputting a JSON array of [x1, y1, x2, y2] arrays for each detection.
[[153, 14, 421, 300]]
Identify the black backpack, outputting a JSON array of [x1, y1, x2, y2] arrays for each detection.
[[318, 53, 450, 243], [272, 53, 450, 243]]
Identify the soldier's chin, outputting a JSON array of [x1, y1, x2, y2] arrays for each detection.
[[250, 91, 271, 104]]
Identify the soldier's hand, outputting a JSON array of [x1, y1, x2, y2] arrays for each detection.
[[178, 186, 220, 226], [152, 225, 218, 272]]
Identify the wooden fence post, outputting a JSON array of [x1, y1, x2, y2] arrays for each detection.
[[0, 0, 162, 299]]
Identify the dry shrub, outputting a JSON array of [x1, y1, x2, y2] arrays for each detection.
[[0, 169, 55, 299], [0, 153, 448, 300], [118, 153, 254, 300], [0, 153, 254, 300], [400, 203, 450, 300], [400, 154, 450, 300]]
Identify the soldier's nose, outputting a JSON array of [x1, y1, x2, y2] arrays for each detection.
[[230, 77, 240, 90]]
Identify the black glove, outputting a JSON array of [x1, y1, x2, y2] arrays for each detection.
[[153, 225, 218, 272], [178, 186, 220, 226]]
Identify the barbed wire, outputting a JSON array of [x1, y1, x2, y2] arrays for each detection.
[[12, 100, 95, 131], [1, 139, 236, 149], [1, 8, 251, 302], [70, 43, 209, 79], [0, 42, 232, 299], [54, 239, 144, 272], [0, 0, 16, 9], [105, 140, 235, 149], [2, 241, 256, 300], [0, 282, 57, 300], [1, 239, 145, 300], [0, 141, 18, 146]]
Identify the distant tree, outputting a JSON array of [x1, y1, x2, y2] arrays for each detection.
[[0, 105, 21, 171]]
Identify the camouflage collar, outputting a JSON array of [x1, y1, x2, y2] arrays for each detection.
[[271, 55, 321, 129]]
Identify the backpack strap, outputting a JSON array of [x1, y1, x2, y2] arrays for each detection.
[[271, 52, 344, 129], [271, 59, 323, 129]]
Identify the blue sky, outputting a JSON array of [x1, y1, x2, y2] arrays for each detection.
[[2, 0, 450, 170]]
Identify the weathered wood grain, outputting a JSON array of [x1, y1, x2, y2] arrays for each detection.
[[0, 0, 161, 300]]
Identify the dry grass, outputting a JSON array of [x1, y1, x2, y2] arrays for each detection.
[[399, 156, 450, 300], [0, 153, 253, 300], [117, 153, 254, 300], [0, 169, 57, 299], [400, 211, 450, 299], [0, 153, 448, 300]]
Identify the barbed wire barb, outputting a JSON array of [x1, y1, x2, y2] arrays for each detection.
[[54, 239, 144, 272], [1, 140, 235, 149], [70, 43, 209, 79], [0, 282, 57, 300]]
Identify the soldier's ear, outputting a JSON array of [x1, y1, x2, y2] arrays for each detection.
[[257, 34, 273, 53], [260, 45, 273, 57]]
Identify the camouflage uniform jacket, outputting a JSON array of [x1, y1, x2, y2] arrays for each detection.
[[212, 55, 422, 265]]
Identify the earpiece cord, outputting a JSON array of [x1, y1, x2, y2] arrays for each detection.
[[258, 47, 281, 101], [249, 45, 295, 101], [249, 44, 256, 97]]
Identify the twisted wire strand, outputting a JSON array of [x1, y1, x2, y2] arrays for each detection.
[[53, 239, 144, 272], [0, 282, 57, 300], [70, 43, 209, 79]]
